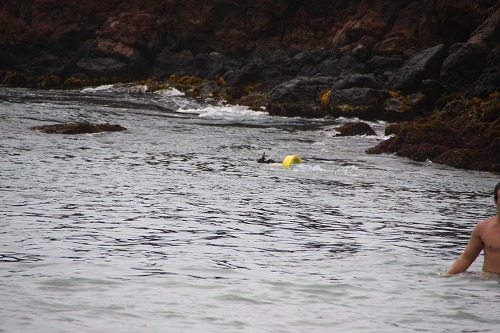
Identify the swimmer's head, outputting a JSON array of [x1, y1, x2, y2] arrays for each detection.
[[495, 183, 500, 203]]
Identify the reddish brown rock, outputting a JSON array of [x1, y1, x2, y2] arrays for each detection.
[[335, 122, 376, 136], [97, 12, 165, 55], [31, 122, 127, 134]]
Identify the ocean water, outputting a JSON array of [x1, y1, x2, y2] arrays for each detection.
[[0, 85, 499, 333]]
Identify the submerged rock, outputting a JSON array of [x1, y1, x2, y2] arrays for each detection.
[[31, 122, 127, 134]]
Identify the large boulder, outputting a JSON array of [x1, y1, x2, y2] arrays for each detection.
[[153, 49, 195, 77], [334, 122, 376, 136], [189, 52, 226, 80], [76, 11, 165, 78], [260, 50, 299, 80], [467, 45, 500, 97], [267, 76, 336, 118], [76, 57, 130, 77], [440, 40, 491, 92], [332, 74, 381, 90], [366, 56, 405, 72], [389, 44, 448, 92], [224, 60, 263, 87], [97, 12, 165, 56], [381, 91, 427, 121], [440, 7, 500, 94], [16, 52, 72, 77], [327, 87, 386, 120]]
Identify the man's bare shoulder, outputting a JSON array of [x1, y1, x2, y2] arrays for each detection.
[[475, 215, 499, 232]]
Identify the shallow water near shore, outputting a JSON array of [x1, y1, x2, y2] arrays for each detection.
[[1, 85, 499, 333]]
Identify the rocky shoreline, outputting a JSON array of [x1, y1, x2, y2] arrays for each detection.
[[1, 0, 498, 173]]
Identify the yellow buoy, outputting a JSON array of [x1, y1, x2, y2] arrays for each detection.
[[282, 155, 302, 167]]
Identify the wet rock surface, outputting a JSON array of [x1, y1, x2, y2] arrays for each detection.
[[31, 122, 127, 134], [366, 93, 500, 173], [334, 122, 377, 137]]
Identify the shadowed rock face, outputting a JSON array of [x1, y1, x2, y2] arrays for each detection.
[[0, 0, 497, 80], [30, 122, 127, 134], [388, 44, 449, 93]]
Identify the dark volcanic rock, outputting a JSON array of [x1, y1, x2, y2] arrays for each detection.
[[17, 52, 72, 77], [76, 58, 130, 77], [466, 45, 500, 98], [31, 122, 127, 134], [366, 56, 405, 71], [327, 88, 386, 120], [419, 79, 445, 103], [332, 74, 381, 90], [1, 0, 496, 83], [389, 44, 448, 93], [440, 6, 500, 95], [440, 41, 490, 92], [267, 76, 336, 118], [381, 91, 427, 121], [153, 49, 194, 78], [224, 59, 264, 86]]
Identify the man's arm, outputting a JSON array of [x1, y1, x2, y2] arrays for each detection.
[[447, 224, 484, 274]]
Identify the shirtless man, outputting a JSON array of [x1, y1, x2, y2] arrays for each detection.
[[447, 183, 500, 274]]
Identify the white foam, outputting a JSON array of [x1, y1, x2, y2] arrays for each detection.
[[289, 163, 324, 172], [153, 88, 185, 97], [179, 104, 270, 121], [82, 84, 115, 92], [82, 83, 148, 93], [333, 165, 364, 177]]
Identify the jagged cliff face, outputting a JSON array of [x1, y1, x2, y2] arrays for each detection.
[[0, 0, 498, 99], [0, 0, 496, 58], [1, 0, 498, 96]]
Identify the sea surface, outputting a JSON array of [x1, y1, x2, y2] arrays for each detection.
[[1, 85, 499, 333]]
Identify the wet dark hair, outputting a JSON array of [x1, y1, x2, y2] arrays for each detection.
[[495, 183, 500, 203]]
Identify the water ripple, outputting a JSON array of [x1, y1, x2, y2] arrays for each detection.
[[1, 87, 499, 333]]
